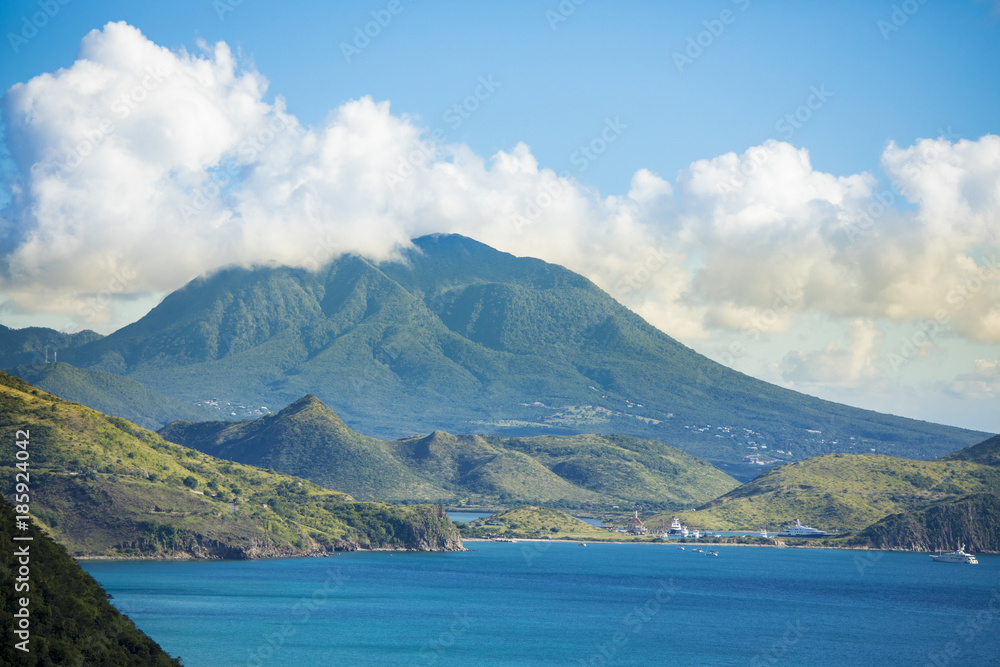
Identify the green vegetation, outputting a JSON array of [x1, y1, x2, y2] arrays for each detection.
[[11, 234, 984, 475], [940, 433, 1000, 467], [9, 361, 218, 430], [459, 506, 611, 540], [160, 395, 740, 510], [654, 451, 1000, 535], [0, 497, 181, 666], [0, 371, 461, 557], [843, 493, 1000, 553]]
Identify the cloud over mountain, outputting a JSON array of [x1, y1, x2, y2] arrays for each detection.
[[1, 22, 997, 373]]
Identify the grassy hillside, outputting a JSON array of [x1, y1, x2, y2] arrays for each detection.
[[459, 506, 610, 540], [0, 497, 181, 666], [658, 453, 1000, 532], [8, 361, 217, 430], [940, 433, 1000, 466], [160, 395, 741, 510], [160, 395, 451, 501], [0, 372, 461, 557], [36, 233, 984, 473]]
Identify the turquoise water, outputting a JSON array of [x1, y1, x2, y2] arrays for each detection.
[[444, 511, 492, 523], [83, 543, 1000, 666]]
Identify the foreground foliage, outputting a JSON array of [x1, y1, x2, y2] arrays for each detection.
[[0, 372, 461, 558], [0, 497, 181, 666]]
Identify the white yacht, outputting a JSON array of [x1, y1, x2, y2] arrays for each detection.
[[760, 529, 769, 539], [690, 530, 701, 539], [776, 519, 832, 538], [930, 545, 979, 564], [668, 517, 685, 535]]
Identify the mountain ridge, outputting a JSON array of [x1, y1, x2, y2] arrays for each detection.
[[4, 234, 988, 475], [159, 393, 741, 509]]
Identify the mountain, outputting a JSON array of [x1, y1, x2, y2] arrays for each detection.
[[0, 497, 182, 665], [8, 361, 218, 430], [846, 493, 1000, 553], [0, 324, 103, 368], [0, 371, 461, 557], [940, 433, 1000, 467], [159, 394, 740, 510], [663, 453, 1000, 532], [18, 234, 987, 474]]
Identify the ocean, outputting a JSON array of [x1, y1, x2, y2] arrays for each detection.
[[82, 542, 1000, 666]]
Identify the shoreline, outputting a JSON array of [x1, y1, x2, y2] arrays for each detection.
[[462, 537, 998, 554]]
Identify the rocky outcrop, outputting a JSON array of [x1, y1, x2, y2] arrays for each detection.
[[850, 494, 1000, 553]]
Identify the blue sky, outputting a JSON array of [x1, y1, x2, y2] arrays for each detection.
[[1, 0, 999, 431]]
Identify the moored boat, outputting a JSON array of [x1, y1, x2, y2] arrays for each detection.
[[930, 545, 978, 564]]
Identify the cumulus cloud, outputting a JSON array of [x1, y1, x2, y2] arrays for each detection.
[[947, 359, 1000, 398], [1, 21, 998, 365], [779, 319, 884, 388]]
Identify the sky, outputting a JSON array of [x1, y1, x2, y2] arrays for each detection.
[[0, 0, 998, 432]]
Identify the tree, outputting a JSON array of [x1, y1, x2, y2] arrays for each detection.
[[182, 476, 198, 489]]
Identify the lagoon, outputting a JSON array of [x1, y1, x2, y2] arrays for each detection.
[[82, 542, 1000, 666]]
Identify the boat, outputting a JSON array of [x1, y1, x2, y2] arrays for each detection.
[[692, 548, 703, 553], [493, 537, 518, 543], [760, 529, 769, 539], [677, 546, 684, 550], [930, 545, 979, 564], [707, 550, 718, 556], [579, 542, 587, 547], [776, 519, 832, 538], [691, 530, 701, 539], [668, 517, 686, 535]]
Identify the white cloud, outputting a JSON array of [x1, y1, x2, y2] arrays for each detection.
[[779, 318, 884, 388], [947, 359, 1000, 398], [1, 22, 998, 389]]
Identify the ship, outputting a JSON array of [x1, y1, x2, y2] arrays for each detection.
[[930, 545, 979, 564], [776, 519, 833, 538], [667, 517, 686, 535]]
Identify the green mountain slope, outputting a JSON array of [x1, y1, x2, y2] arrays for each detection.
[[159, 395, 452, 501], [940, 433, 1000, 466], [8, 361, 217, 430], [664, 453, 1000, 532], [846, 493, 1000, 553], [1, 497, 182, 666], [0, 372, 461, 557], [24, 234, 986, 474], [160, 394, 740, 509], [0, 324, 103, 368]]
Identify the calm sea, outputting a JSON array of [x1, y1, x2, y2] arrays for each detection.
[[82, 542, 1000, 666]]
